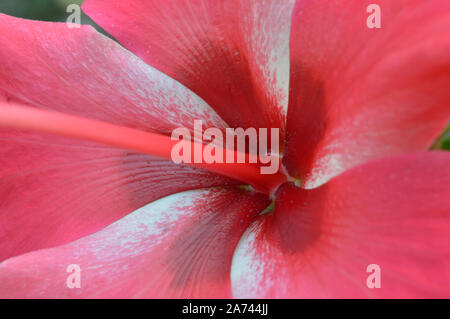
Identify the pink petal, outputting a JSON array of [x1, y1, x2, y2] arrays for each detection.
[[82, 0, 295, 135], [284, 0, 450, 188], [231, 152, 450, 298], [0, 187, 270, 298], [0, 13, 226, 134], [0, 14, 240, 261], [0, 129, 237, 262]]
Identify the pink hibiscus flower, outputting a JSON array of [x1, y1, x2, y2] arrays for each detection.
[[0, 0, 449, 298]]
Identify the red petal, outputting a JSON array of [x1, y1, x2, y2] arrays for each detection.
[[0, 13, 226, 134], [284, 0, 450, 187], [82, 0, 295, 135], [231, 152, 450, 298], [0, 187, 270, 298], [0, 130, 237, 262]]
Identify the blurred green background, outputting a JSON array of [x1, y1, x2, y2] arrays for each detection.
[[438, 127, 450, 150], [0, 0, 107, 34], [0, 0, 448, 149]]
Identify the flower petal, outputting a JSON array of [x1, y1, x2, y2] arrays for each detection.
[[0, 187, 270, 298], [0, 130, 237, 262], [231, 152, 450, 298], [82, 0, 295, 135], [284, 0, 450, 188], [0, 13, 226, 134]]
